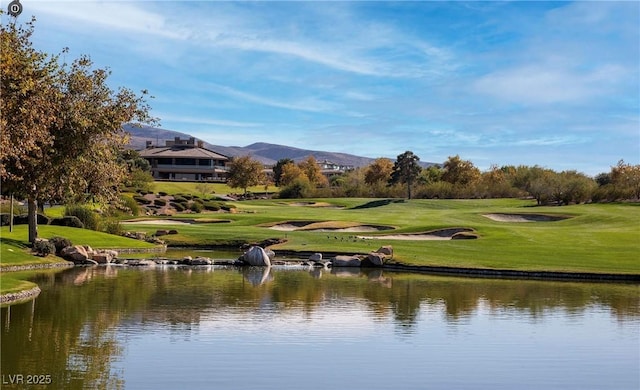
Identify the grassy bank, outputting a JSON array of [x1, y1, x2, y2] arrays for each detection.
[[121, 198, 640, 275], [0, 225, 159, 296]]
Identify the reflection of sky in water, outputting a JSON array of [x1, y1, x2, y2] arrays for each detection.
[[112, 286, 639, 390], [3, 267, 638, 390]]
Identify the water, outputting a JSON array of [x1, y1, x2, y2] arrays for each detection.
[[2, 266, 639, 390]]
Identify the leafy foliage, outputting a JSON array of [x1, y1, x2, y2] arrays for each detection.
[[389, 151, 422, 199], [0, 17, 154, 242], [226, 156, 265, 195]]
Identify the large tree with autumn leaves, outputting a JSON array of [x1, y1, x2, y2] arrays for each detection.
[[1, 16, 154, 242]]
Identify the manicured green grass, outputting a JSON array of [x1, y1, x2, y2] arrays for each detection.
[[1, 225, 157, 265], [151, 181, 273, 196], [122, 198, 640, 275], [1, 225, 161, 295]]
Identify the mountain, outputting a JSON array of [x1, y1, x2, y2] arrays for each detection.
[[123, 124, 437, 168]]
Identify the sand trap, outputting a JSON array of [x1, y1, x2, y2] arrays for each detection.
[[483, 213, 569, 223], [358, 228, 475, 241]]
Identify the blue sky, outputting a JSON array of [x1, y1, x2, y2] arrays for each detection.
[[17, 1, 640, 174]]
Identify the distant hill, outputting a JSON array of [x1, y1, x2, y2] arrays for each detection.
[[124, 124, 437, 168]]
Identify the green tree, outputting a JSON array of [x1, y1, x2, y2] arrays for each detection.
[[273, 158, 294, 187], [389, 151, 422, 199], [226, 155, 265, 195], [1, 17, 154, 242]]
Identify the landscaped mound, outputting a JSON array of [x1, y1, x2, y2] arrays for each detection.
[[483, 213, 570, 222], [358, 228, 477, 241], [121, 218, 232, 225], [266, 221, 394, 232]]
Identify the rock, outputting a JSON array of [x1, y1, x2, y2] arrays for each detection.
[[332, 255, 362, 267], [168, 229, 178, 235], [155, 229, 169, 237], [127, 259, 156, 267], [61, 245, 90, 264], [92, 253, 112, 264], [309, 253, 323, 262], [240, 246, 272, 266], [183, 256, 193, 263], [189, 257, 212, 265], [264, 248, 276, 260], [364, 252, 386, 267], [376, 245, 393, 257]]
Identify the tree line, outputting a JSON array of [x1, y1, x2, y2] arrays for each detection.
[[224, 152, 640, 204]]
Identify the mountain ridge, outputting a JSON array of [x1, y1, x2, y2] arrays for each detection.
[[124, 124, 436, 168]]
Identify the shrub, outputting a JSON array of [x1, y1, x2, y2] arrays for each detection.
[[11, 213, 50, 225], [64, 205, 99, 230], [279, 178, 312, 199], [50, 216, 85, 228], [102, 219, 122, 235], [33, 239, 56, 257], [133, 195, 152, 205], [173, 195, 188, 204], [154, 198, 167, 206], [0, 213, 11, 226], [190, 202, 204, 213], [220, 204, 236, 212], [171, 202, 186, 212], [49, 236, 73, 254], [120, 194, 141, 216], [203, 201, 221, 211]]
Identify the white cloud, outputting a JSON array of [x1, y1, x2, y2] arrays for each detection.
[[28, 1, 186, 39]]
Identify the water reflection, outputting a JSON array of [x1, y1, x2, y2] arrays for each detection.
[[2, 266, 638, 390]]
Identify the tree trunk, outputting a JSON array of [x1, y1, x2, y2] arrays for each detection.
[[407, 177, 412, 200], [9, 194, 14, 233], [28, 197, 38, 243]]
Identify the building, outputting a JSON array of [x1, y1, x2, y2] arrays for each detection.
[[139, 137, 230, 181], [317, 159, 354, 179]]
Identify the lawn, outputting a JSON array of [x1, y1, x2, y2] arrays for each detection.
[[121, 198, 640, 275], [2, 198, 638, 298], [151, 181, 273, 197]]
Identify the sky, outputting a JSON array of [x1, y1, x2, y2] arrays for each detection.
[[11, 1, 640, 175]]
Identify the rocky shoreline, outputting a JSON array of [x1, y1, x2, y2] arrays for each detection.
[[0, 286, 41, 305]]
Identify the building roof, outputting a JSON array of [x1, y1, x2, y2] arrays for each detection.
[[139, 146, 229, 160]]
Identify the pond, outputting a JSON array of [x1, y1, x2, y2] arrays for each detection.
[[2, 266, 639, 390]]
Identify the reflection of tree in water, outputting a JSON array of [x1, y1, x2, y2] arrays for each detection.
[[2, 266, 638, 388]]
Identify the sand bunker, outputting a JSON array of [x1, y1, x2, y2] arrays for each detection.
[[267, 221, 393, 232], [483, 213, 569, 223], [358, 228, 475, 241]]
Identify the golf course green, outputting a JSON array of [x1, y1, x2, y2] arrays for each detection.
[[1, 198, 639, 297]]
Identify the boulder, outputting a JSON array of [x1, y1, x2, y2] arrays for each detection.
[[364, 252, 385, 267], [127, 259, 156, 267], [309, 253, 323, 262], [240, 246, 272, 266], [61, 245, 90, 264], [92, 253, 112, 264], [189, 257, 212, 265], [155, 229, 169, 237], [264, 248, 276, 260], [376, 245, 393, 257], [332, 255, 362, 267]]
